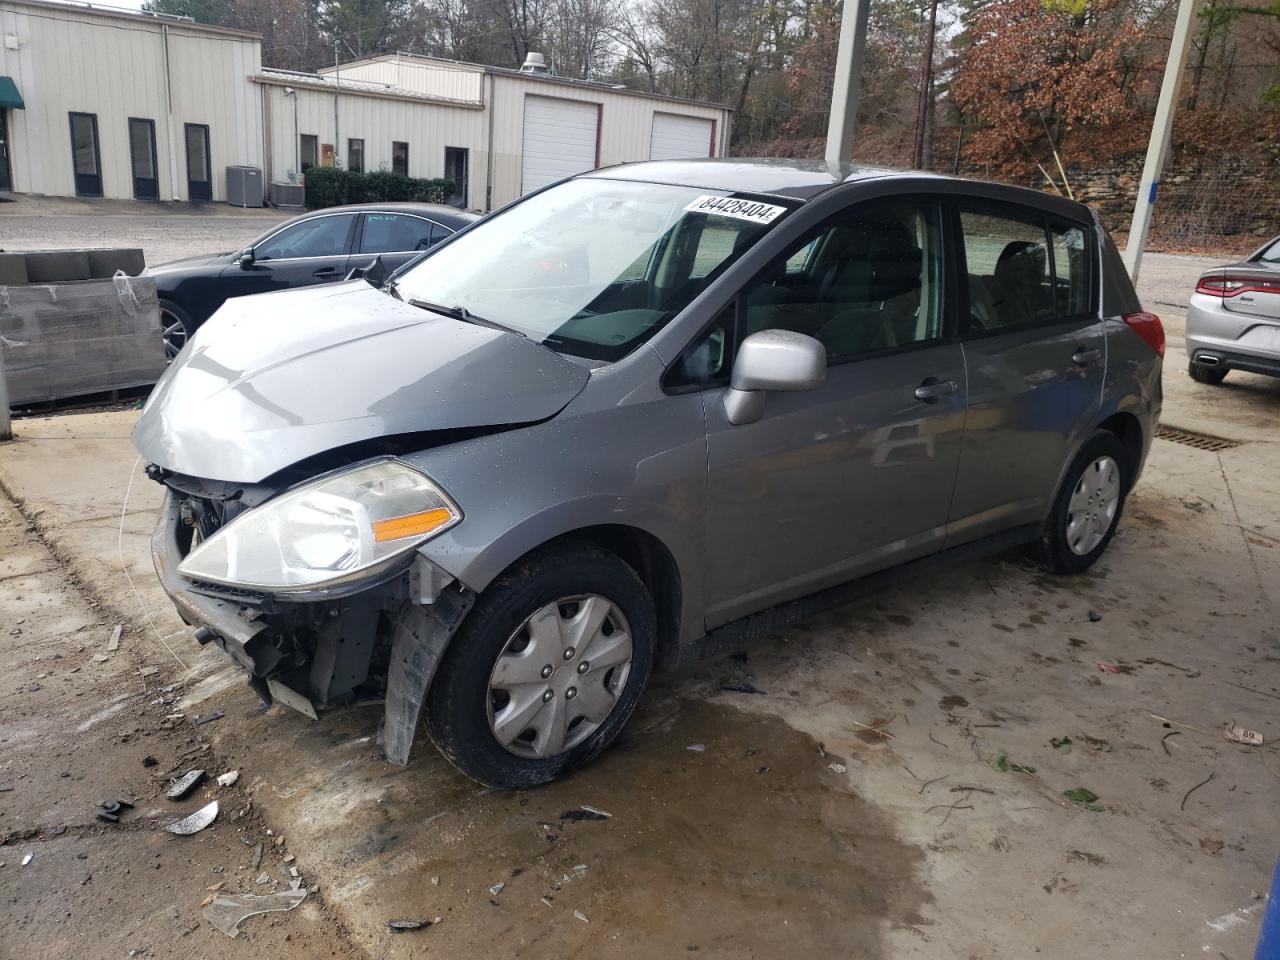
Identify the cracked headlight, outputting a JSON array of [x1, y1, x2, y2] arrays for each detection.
[[178, 460, 460, 592]]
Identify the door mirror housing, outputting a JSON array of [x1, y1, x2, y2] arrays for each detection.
[[724, 329, 826, 425], [238, 249, 255, 269]]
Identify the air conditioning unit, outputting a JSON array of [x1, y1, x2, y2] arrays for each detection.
[[226, 165, 264, 208], [269, 181, 305, 209]]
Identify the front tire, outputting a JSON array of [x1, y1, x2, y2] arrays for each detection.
[[160, 299, 195, 362], [1188, 361, 1227, 385], [1036, 431, 1129, 575], [425, 542, 655, 788]]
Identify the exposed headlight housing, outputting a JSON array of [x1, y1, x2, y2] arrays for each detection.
[[178, 460, 460, 593]]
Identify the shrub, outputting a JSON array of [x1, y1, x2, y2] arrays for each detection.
[[304, 167, 455, 209]]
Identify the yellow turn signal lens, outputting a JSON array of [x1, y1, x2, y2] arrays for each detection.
[[372, 507, 454, 543]]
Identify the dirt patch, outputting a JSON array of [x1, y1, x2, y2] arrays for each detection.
[[249, 697, 929, 958]]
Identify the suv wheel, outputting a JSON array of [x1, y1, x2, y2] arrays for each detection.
[[425, 542, 655, 788], [1188, 361, 1227, 385], [1036, 430, 1129, 575]]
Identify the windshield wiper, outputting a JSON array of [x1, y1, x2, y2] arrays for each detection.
[[406, 298, 526, 338]]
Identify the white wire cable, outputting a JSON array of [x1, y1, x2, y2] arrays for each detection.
[[119, 453, 193, 675]]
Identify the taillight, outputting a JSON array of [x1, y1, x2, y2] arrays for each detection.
[[1195, 275, 1280, 298], [1123, 311, 1164, 358]]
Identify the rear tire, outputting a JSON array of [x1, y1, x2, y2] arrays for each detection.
[[425, 542, 655, 788], [1188, 362, 1227, 385], [1036, 431, 1129, 575]]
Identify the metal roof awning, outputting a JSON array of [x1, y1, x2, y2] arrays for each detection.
[[0, 76, 24, 109]]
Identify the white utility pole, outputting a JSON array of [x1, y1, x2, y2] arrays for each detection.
[[824, 0, 873, 171], [1123, 0, 1203, 284]]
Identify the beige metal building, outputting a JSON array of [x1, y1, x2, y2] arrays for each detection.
[[0, 0, 732, 210], [0, 0, 261, 202]]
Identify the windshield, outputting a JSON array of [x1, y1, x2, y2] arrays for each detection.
[[394, 178, 790, 360]]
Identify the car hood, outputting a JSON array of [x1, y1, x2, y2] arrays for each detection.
[[132, 281, 591, 483], [149, 252, 234, 274]]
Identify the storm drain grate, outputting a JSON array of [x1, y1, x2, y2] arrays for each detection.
[[1155, 425, 1243, 452]]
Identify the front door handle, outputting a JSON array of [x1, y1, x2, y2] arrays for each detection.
[[914, 377, 958, 403], [313, 266, 338, 278], [1072, 346, 1102, 367]]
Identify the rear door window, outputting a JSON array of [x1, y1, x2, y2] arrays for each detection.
[[359, 213, 434, 254], [959, 202, 1094, 333]]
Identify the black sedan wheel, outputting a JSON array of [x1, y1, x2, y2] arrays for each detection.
[[160, 299, 194, 362]]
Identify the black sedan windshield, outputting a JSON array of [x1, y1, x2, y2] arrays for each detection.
[[394, 178, 789, 360]]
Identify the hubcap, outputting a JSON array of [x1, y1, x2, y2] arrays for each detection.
[[162, 310, 187, 362], [487, 595, 633, 759], [1065, 455, 1121, 556]]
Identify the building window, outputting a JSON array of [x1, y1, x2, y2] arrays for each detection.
[[68, 111, 102, 197], [348, 138, 364, 173], [392, 141, 408, 177], [300, 134, 318, 172]]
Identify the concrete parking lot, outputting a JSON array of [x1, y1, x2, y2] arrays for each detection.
[[1, 212, 1277, 959]]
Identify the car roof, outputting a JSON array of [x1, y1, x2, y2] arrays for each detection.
[[582, 157, 1094, 221], [297, 203, 479, 227]]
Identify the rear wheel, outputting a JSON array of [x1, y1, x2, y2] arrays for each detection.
[[425, 543, 655, 788], [1036, 431, 1129, 575], [1188, 361, 1227, 385], [160, 299, 195, 362]]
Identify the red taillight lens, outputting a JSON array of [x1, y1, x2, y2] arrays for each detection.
[[1123, 311, 1165, 358], [1195, 275, 1280, 298]]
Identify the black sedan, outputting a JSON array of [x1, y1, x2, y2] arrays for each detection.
[[151, 203, 479, 358]]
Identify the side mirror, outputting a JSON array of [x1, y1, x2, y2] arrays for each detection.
[[724, 329, 826, 425], [238, 249, 255, 269], [345, 255, 387, 286]]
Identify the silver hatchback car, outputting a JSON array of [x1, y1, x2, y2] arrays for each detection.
[[134, 160, 1164, 787], [1186, 234, 1280, 384]]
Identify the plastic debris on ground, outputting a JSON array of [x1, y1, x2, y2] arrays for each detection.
[[560, 806, 611, 822], [167, 769, 206, 800], [96, 798, 135, 823], [202, 887, 307, 938], [164, 800, 219, 835], [192, 710, 223, 726], [574, 910, 589, 923], [107, 624, 122, 652], [489, 881, 505, 896], [828, 762, 848, 774], [215, 771, 240, 787], [21, 853, 32, 866], [686, 743, 706, 753], [387, 917, 441, 931], [1224, 721, 1263, 746]]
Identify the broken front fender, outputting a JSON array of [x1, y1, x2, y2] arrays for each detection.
[[151, 492, 475, 765]]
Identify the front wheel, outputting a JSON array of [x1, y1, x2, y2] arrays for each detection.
[[425, 543, 655, 788], [159, 299, 195, 362], [1036, 430, 1129, 575]]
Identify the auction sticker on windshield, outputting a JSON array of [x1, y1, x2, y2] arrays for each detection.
[[684, 195, 787, 225]]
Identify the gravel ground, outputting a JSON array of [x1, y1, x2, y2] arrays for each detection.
[[0, 196, 289, 265]]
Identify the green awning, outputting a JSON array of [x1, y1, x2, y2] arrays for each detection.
[[0, 77, 24, 110]]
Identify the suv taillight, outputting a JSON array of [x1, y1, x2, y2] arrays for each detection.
[[1196, 275, 1280, 298], [1123, 312, 1164, 358]]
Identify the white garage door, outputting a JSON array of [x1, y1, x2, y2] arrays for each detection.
[[521, 96, 599, 195], [650, 113, 714, 160]]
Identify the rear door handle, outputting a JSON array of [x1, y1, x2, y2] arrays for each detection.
[[1072, 347, 1102, 367], [914, 377, 958, 403], [313, 266, 338, 278]]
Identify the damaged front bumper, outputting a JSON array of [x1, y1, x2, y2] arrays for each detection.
[[151, 491, 474, 764]]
